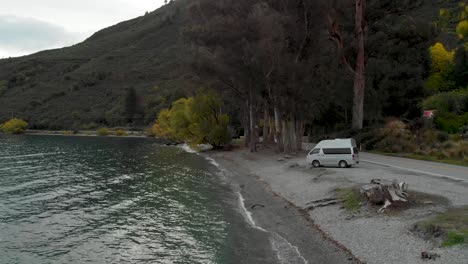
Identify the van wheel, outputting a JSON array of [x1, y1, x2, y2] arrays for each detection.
[[339, 160, 348, 168], [312, 160, 320, 168]]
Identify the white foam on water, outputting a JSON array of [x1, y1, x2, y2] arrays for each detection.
[[236, 192, 308, 264], [178, 144, 222, 171], [178, 143, 198, 153], [0, 152, 59, 159], [204, 157, 220, 168], [270, 233, 309, 264], [237, 191, 267, 232]]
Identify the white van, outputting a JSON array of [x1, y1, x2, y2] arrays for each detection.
[[306, 138, 359, 168]]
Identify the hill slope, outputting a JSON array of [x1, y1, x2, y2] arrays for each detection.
[[0, 1, 193, 129]]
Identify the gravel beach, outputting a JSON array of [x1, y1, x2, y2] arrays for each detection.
[[207, 151, 359, 264], [207, 147, 468, 264]]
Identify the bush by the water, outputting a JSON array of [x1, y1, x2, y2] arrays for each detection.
[[149, 92, 231, 148], [0, 118, 28, 134], [97, 128, 110, 136], [115, 129, 128, 136]]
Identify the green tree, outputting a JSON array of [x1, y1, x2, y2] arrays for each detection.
[[188, 92, 231, 147], [170, 98, 193, 140], [151, 92, 231, 147], [0, 118, 28, 134]]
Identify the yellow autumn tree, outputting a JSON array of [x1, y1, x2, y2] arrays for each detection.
[[429, 42, 455, 73], [151, 108, 174, 138], [456, 20, 468, 39], [0, 118, 28, 134], [150, 92, 231, 147]]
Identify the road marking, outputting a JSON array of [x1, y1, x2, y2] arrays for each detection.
[[361, 159, 468, 183]]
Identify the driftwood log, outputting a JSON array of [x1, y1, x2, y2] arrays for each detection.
[[360, 179, 408, 213], [305, 198, 338, 210]]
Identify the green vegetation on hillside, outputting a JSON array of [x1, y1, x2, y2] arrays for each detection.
[[0, 118, 28, 134]]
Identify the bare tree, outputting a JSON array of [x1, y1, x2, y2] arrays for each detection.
[[328, 0, 367, 129]]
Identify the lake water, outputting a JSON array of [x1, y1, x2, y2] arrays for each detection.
[[0, 135, 265, 264]]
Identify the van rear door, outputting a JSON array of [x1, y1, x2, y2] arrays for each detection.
[[353, 147, 360, 162]]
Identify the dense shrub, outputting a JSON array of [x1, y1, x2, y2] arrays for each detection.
[[422, 89, 468, 133], [0, 118, 28, 134], [115, 129, 128, 136], [97, 128, 110, 136], [422, 89, 468, 114], [435, 112, 468, 134]]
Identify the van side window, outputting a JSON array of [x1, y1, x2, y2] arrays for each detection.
[[323, 148, 352, 154], [311, 149, 320, 154]]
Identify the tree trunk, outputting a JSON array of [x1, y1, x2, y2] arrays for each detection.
[[244, 103, 250, 148], [352, 0, 366, 130], [296, 120, 304, 151], [282, 119, 291, 153], [274, 102, 283, 152], [263, 102, 269, 143], [248, 88, 257, 153], [360, 179, 408, 213], [290, 111, 297, 154], [268, 115, 275, 143]]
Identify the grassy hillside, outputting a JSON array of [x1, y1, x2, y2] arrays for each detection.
[[0, 0, 194, 129]]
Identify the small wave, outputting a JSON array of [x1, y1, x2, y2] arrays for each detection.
[[110, 174, 133, 184], [0, 152, 59, 160], [236, 192, 308, 264], [237, 192, 267, 232], [178, 144, 198, 153], [178, 144, 221, 171], [204, 157, 220, 168]]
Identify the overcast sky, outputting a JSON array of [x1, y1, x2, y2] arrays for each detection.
[[0, 0, 165, 58]]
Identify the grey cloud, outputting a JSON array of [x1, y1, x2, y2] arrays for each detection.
[[0, 15, 81, 56]]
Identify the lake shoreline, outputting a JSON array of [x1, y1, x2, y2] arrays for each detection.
[[206, 146, 468, 264], [21, 129, 147, 138], [204, 148, 360, 264], [2, 130, 181, 144]]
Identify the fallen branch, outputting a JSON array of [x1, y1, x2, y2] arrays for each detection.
[[305, 198, 338, 210]]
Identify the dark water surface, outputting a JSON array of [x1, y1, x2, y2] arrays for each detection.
[[0, 135, 255, 264]]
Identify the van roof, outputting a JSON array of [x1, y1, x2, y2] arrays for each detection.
[[314, 138, 356, 148]]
